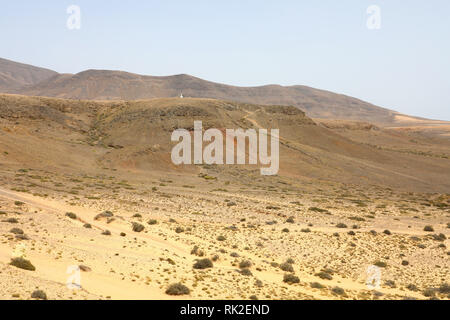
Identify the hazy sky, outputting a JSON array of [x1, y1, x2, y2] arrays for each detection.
[[1, 1, 449, 120]]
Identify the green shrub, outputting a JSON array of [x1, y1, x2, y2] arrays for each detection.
[[239, 260, 252, 269], [31, 290, 47, 300], [280, 262, 294, 273], [331, 286, 345, 296], [283, 274, 300, 284], [310, 282, 325, 289], [374, 261, 387, 268], [316, 271, 333, 280], [10, 257, 35, 271], [132, 222, 145, 233], [193, 258, 213, 270], [65, 212, 77, 220], [10, 228, 24, 235], [166, 283, 190, 296]]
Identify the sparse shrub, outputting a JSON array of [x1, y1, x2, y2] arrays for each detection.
[[283, 274, 300, 284], [432, 233, 446, 241], [348, 231, 356, 236], [310, 282, 325, 289], [286, 258, 295, 264], [14, 201, 24, 206], [191, 246, 205, 257], [239, 260, 252, 269], [331, 286, 345, 296], [65, 212, 77, 220], [193, 258, 213, 270], [31, 290, 47, 300], [423, 288, 437, 298], [280, 262, 294, 273], [374, 261, 387, 268], [166, 283, 190, 296], [94, 211, 113, 220], [102, 230, 111, 236], [132, 214, 142, 218], [249, 295, 258, 300], [120, 232, 126, 237], [309, 207, 328, 213], [175, 227, 184, 234], [301, 228, 311, 233], [286, 217, 295, 224], [16, 234, 29, 240], [316, 271, 333, 280], [4, 218, 18, 224], [10, 228, 24, 235], [148, 219, 158, 225], [217, 235, 226, 241], [83, 223, 92, 229], [10, 257, 35, 271], [407, 284, 419, 292], [383, 230, 392, 235], [239, 268, 253, 276], [336, 223, 347, 229], [282, 228, 289, 233], [424, 225, 434, 232], [438, 283, 450, 294], [132, 222, 145, 233], [385, 280, 396, 288]]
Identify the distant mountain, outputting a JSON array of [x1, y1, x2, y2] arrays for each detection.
[[0, 58, 58, 92], [0, 58, 422, 124]]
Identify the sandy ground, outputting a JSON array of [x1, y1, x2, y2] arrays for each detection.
[[0, 167, 448, 300]]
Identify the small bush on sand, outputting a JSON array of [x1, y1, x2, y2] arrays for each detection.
[[31, 290, 47, 300], [166, 283, 190, 296], [4, 218, 18, 224], [438, 283, 450, 294], [316, 271, 333, 280], [424, 225, 434, 232], [310, 282, 325, 289], [280, 262, 294, 273], [239, 260, 252, 269], [10, 257, 35, 271], [283, 274, 300, 284], [132, 222, 145, 233], [383, 230, 392, 235], [175, 227, 185, 234], [65, 212, 77, 220], [217, 235, 226, 241], [10, 228, 24, 235], [331, 286, 346, 296], [374, 261, 387, 268], [95, 211, 114, 220], [193, 258, 213, 270], [336, 223, 347, 229], [102, 230, 111, 236], [239, 268, 253, 276], [148, 219, 158, 225], [83, 223, 92, 229]]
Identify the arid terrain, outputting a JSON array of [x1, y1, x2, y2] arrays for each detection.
[[0, 93, 448, 300]]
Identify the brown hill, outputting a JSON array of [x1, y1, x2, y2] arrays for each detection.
[[0, 58, 58, 92], [1, 94, 449, 193], [17, 69, 399, 124]]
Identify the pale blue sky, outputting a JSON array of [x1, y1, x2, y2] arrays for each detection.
[[1, 1, 449, 120]]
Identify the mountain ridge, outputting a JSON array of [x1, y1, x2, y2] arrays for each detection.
[[0, 57, 441, 125]]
